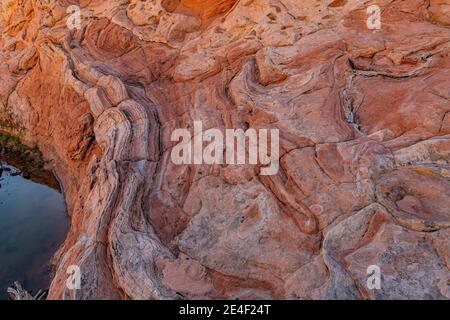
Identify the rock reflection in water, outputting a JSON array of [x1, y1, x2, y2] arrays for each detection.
[[0, 158, 68, 300]]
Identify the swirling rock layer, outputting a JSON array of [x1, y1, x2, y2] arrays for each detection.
[[1, 0, 449, 299]]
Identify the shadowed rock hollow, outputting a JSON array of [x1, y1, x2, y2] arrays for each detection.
[[0, 0, 449, 299]]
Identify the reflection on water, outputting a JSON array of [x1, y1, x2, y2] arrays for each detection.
[[0, 160, 68, 300]]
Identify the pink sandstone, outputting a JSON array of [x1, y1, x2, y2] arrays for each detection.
[[0, 0, 449, 299]]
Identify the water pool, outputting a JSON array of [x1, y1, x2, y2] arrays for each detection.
[[0, 160, 68, 299]]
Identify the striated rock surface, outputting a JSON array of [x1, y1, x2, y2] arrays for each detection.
[[0, 0, 449, 299]]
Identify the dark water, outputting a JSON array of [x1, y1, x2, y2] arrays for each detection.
[[0, 161, 68, 299]]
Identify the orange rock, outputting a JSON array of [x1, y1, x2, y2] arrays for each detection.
[[0, 0, 449, 300]]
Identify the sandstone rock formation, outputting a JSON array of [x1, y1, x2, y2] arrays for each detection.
[[0, 0, 449, 299]]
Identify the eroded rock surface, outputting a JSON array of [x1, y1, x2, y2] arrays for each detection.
[[0, 0, 449, 299]]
